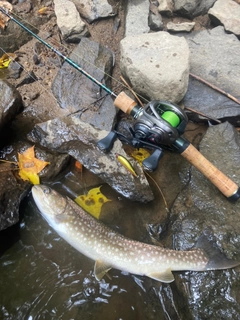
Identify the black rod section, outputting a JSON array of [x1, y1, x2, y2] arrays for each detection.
[[0, 6, 117, 98]]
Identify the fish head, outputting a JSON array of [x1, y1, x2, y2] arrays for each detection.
[[32, 184, 68, 227]]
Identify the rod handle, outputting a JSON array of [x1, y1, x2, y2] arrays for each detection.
[[114, 91, 138, 114], [181, 143, 240, 200]]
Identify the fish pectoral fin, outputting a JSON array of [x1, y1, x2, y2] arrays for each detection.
[[94, 260, 112, 281], [54, 213, 73, 224], [147, 268, 175, 283]]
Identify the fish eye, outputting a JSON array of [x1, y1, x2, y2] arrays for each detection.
[[43, 187, 51, 194]]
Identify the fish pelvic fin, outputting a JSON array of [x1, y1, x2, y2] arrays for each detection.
[[94, 260, 112, 281], [147, 268, 175, 283], [196, 234, 240, 271]]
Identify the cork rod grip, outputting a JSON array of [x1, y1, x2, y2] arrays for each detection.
[[181, 143, 238, 198], [114, 91, 138, 114]]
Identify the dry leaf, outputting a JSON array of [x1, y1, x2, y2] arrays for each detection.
[[18, 146, 50, 184], [0, 1, 13, 29], [130, 148, 151, 166], [75, 186, 111, 219], [38, 7, 48, 15]]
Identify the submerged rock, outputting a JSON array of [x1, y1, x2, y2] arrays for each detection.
[[28, 116, 154, 202], [0, 80, 23, 132], [120, 32, 190, 103], [170, 122, 240, 318], [51, 37, 116, 131]]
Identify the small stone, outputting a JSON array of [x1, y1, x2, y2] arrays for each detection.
[[54, 0, 89, 42], [166, 21, 195, 32], [158, 0, 174, 16], [72, 0, 114, 23]]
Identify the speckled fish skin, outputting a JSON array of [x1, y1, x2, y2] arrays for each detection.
[[32, 185, 240, 283]]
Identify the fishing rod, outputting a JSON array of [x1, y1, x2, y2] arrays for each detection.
[[1, 6, 240, 201]]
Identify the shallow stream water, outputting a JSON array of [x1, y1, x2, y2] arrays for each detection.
[[0, 166, 177, 320]]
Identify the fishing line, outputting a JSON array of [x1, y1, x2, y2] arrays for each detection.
[[1, 7, 149, 103]]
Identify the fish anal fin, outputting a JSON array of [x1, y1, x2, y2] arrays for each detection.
[[94, 260, 112, 281], [147, 268, 175, 283]]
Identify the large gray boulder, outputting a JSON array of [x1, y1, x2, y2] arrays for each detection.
[[51, 37, 116, 131], [183, 26, 240, 124], [120, 32, 190, 103]]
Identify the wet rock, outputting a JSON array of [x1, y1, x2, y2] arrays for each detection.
[[174, 0, 217, 18], [158, 0, 174, 16], [51, 37, 116, 131], [208, 0, 240, 37], [170, 121, 240, 318], [54, 0, 89, 43], [28, 115, 154, 202], [166, 21, 195, 32], [120, 32, 190, 103], [0, 167, 29, 231], [0, 80, 23, 132], [0, 140, 70, 230], [183, 26, 240, 125], [0, 14, 49, 52], [72, 0, 114, 23], [124, 0, 150, 36]]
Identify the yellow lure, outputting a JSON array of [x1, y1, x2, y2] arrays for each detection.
[[116, 153, 138, 178]]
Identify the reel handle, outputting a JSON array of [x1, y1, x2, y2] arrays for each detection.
[[176, 139, 240, 201], [114, 91, 141, 117]]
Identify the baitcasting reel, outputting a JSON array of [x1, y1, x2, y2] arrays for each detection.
[[98, 100, 188, 171]]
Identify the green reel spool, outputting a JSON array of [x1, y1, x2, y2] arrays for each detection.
[[161, 111, 180, 128]]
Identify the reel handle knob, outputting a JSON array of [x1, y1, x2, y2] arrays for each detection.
[[142, 148, 164, 172], [97, 131, 117, 152]]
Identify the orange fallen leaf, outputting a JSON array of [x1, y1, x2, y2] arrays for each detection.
[[75, 160, 83, 173], [18, 146, 50, 184]]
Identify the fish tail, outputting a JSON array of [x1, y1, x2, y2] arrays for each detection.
[[196, 233, 240, 270]]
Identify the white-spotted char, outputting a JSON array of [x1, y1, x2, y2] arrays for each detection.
[[32, 185, 240, 283]]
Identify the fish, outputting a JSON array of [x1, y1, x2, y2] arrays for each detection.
[[31, 185, 240, 283]]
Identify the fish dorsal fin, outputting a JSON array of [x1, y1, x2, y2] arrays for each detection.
[[147, 268, 175, 283], [94, 260, 112, 281]]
